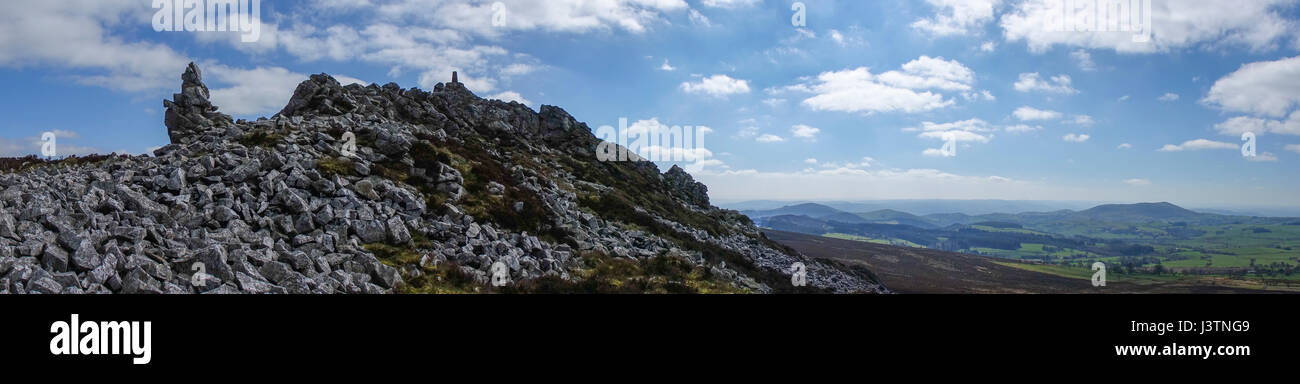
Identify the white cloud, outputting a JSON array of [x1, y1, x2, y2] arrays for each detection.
[[912, 0, 1001, 37], [791, 124, 821, 140], [762, 98, 787, 108], [788, 57, 977, 115], [207, 66, 309, 116], [680, 74, 751, 97], [1213, 113, 1300, 136], [1118, 95, 1131, 102], [923, 148, 956, 158], [877, 56, 976, 91], [659, 59, 676, 71], [333, 75, 369, 86], [804, 158, 818, 164], [377, 0, 690, 36], [1069, 115, 1095, 126], [912, 119, 994, 156], [1204, 56, 1300, 118], [1001, 0, 1299, 53], [1118, 143, 1133, 149], [1013, 106, 1062, 121], [1063, 133, 1090, 143], [756, 134, 785, 143], [1071, 50, 1097, 71], [1013, 73, 1079, 94], [1159, 139, 1240, 152], [688, 9, 711, 27], [979, 41, 996, 52], [0, 2, 191, 92], [1286, 144, 1300, 154], [921, 130, 992, 143], [489, 91, 533, 106], [734, 124, 759, 139], [907, 118, 994, 133], [1004, 124, 1042, 133], [1158, 93, 1181, 102], [797, 67, 952, 114], [700, 0, 760, 9], [1247, 152, 1280, 162], [1124, 178, 1152, 186]]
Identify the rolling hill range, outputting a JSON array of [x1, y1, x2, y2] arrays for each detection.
[[766, 230, 1285, 294], [747, 201, 1300, 292]]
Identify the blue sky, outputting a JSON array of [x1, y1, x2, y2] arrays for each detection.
[[2, 0, 1300, 207]]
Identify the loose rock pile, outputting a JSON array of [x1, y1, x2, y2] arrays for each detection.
[[0, 64, 888, 294]]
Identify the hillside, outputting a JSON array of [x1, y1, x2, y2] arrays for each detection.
[[0, 63, 887, 295]]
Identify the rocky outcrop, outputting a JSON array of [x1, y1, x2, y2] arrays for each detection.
[[663, 165, 710, 208], [0, 63, 888, 295]]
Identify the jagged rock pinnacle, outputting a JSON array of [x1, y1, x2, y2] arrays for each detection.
[[163, 62, 232, 144], [664, 165, 710, 208]]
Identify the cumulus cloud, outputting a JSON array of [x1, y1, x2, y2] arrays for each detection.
[[1158, 93, 1180, 102], [1159, 139, 1239, 152], [1071, 50, 1097, 71], [1063, 133, 1090, 143], [1013, 106, 1062, 121], [756, 134, 785, 143], [207, 66, 309, 116], [791, 124, 821, 140], [1001, 0, 1299, 53], [681, 75, 751, 97], [1213, 113, 1300, 136], [785, 56, 977, 115], [489, 91, 533, 107], [1004, 124, 1042, 133], [376, 0, 690, 36], [912, 0, 1001, 37], [1247, 152, 1280, 162], [1204, 56, 1300, 118], [1013, 73, 1078, 94], [700, 0, 760, 9], [659, 59, 676, 71]]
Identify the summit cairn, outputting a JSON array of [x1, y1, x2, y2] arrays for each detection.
[[163, 62, 233, 144]]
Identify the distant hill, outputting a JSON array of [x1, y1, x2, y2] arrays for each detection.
[[853, 209, 939, 229], [723, 199, 1104, 216], [1073, 202, 1201, 222], [745, 202, 1297, 235], [741, 203, 847, 221]]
